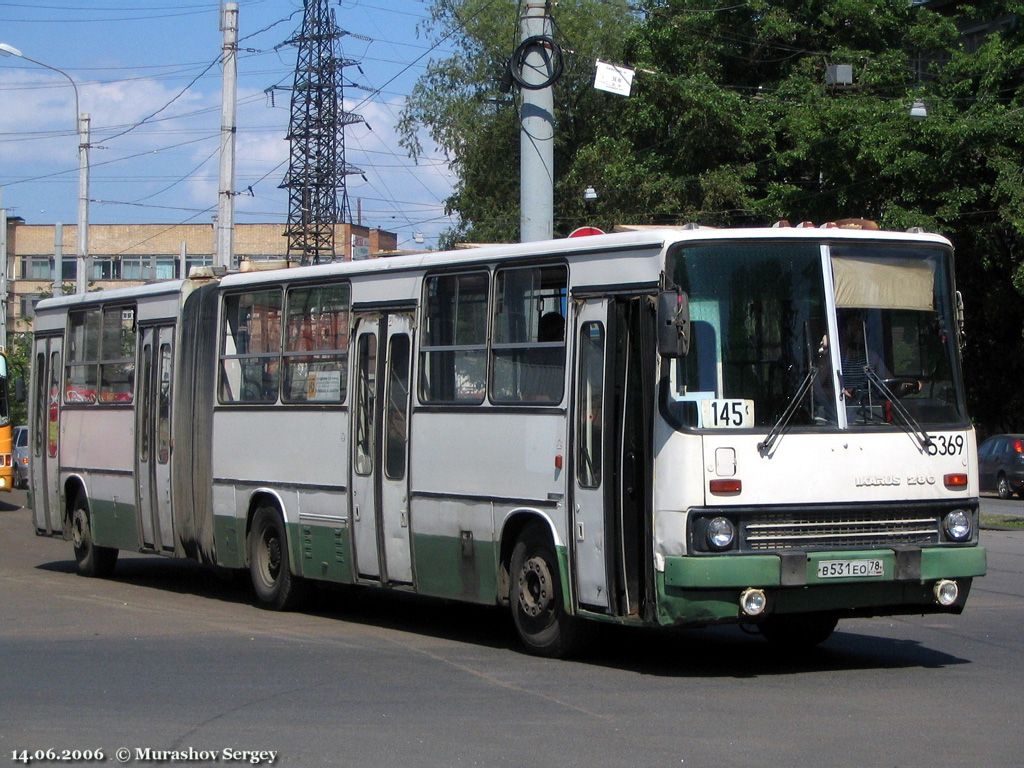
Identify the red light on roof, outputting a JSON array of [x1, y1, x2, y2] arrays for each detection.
[[1013, 439, 1023, 454], [944, 473, 968, 490], [709, 479, 742, 495]]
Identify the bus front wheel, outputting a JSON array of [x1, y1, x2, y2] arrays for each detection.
[[70, 496, 118, 578], [248, 505, 305, 611], [510, 526, 579, 658]]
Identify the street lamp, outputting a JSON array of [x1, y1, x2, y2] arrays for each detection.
[[0, 43, 90, 294]]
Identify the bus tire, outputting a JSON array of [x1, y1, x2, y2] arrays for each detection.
[[248, 505, 305, 611], [509, 525, 579, 658], [70, 495, 118, 578], [759, 612, 838, 649]]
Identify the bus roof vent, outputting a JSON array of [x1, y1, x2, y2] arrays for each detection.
[[906, 226, 926, 234], [188, 265, 227, 280]]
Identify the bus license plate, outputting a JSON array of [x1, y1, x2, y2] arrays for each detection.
[[817, 559, 884, 579]]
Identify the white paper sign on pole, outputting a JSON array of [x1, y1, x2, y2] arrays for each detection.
[[594, 59, 635, 97]]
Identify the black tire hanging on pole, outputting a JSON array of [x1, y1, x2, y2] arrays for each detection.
[[509, 35, 564, 91]]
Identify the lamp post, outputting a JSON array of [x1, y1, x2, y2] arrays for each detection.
[[0, 43, 90, 294]]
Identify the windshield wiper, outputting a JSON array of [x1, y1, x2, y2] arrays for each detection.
[[758, 366, 818, 457], [863, 367, 933, 452]]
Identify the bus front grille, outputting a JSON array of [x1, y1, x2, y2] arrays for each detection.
[[741, 512, 942, 551]]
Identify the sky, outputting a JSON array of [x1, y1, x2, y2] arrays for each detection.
[[0, 0, 458, 251]]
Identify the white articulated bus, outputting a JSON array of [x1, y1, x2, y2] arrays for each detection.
[[29, 226, 986, 656]]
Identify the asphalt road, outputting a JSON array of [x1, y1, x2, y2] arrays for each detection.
[[1, 488, 1022, 768]]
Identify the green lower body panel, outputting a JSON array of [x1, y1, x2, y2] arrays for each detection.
[[213, 514, 245, 569], [657, 545, 986, 626], [90, 498, 140, 552], [412, 533, 498, 605], [296, 522, 353, 584], [212, 515, 355, 585]]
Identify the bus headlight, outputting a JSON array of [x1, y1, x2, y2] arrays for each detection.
[[943, 510, 971, 542], [707, 517, 736, 550], [740, 588, 767, 617], [934, 580, 959, 606]]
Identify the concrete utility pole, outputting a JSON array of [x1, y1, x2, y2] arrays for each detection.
[[518, 2, 555, 243], [54, 223, 63, 297], [76, 114, 90, 294], [216, 1, 239, 270], [0, 190, 7, 350]]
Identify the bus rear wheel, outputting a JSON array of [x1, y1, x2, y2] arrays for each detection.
[[510, 525, 579, 658], [70, 496, 118, 578], [759, 612, 838, 649], [248, 505, 305, 611]]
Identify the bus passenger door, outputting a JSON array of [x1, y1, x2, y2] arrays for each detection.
[[572, 297, 652, 619], [136, 325, 176, 552], [351, 316, 382, 580], [31, 335, 63, 535], [350, 312, 415, 585], [571, 300, 611, 611]]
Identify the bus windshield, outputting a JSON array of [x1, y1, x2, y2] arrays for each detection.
[[663, 241, 966, 431]]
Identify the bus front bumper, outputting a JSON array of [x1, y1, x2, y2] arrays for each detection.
[[655, 545, 986, 626]]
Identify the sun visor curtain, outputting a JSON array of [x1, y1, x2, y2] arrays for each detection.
[[832, 256, 935, 311]]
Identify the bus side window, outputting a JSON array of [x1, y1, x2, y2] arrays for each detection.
[[282, 283, 350, 404], [220, 289, 283, 404], [577, 322, 604, 488], [33, 352, 45, 457], [491, 264, 568, 404], [419, 272, 488, 404]]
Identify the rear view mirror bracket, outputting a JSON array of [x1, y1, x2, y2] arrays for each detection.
[[657, 290, 690, 358]]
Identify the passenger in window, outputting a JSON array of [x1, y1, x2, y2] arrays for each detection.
[[522, 311, 565, 402]]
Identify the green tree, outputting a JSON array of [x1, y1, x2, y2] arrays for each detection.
[[403, 0, 1024, 431], [6, 332, 31, 426], [399, 0, 637, 245]]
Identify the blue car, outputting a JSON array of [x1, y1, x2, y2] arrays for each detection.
[[978, 434, 1024, 500]]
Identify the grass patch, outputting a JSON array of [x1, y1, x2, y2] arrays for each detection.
[[981, 514, 1024, 530]]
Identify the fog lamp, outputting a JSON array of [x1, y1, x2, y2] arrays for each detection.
[[943, 510, 971, 542], [934, 579, 959, 606], [739, 587, 767, 617], [707, 517, 736, 550]]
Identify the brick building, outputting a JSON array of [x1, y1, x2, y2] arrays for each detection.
[[4, 220, 397, 332]]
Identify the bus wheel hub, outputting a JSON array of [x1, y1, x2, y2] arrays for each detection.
[[518, 557, 552, 617], [71, 509, 87, 548]]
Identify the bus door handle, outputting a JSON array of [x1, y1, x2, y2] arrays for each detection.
[[624, 450, 637, 498], [354, 505, 361, 522]]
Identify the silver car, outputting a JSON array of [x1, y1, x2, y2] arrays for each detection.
[[12, 425, 28, 490]]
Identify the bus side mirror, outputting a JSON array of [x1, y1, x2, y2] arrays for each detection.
[[657, 290, 690, 358], [14, 378, 25, 404]]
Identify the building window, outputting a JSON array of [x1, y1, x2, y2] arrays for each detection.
[[19, 294, 42, 320], [121, 255, 179, 281]]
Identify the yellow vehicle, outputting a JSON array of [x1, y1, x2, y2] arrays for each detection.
[[0, 351, 13, 491]]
